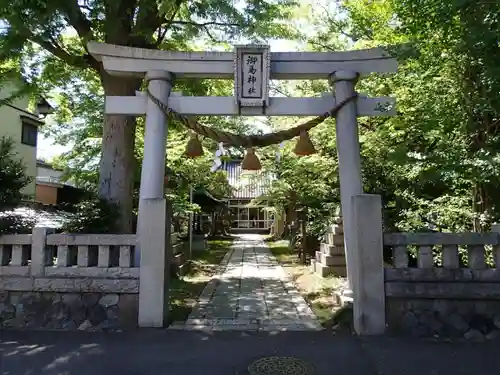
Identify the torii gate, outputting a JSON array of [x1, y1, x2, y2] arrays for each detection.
[[88, 42, 397, 331]]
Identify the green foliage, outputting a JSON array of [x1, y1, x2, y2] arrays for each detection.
[[0, 214, 37, 235], [0, 0, 299, 231], [0, 136, 32, 210], [3, 0, 499, 240], [60, 198, 120, 234], [0, 136, 34, 235], [258, 0, 500, 241], [252, 136, 340, 238]]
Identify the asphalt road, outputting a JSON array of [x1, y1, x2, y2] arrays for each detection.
[[2, 330, 500, 375]]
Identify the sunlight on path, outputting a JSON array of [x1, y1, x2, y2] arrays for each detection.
[[170, 234, 322, 331]]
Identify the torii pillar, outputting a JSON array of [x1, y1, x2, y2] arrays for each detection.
[[331, 71, 362, 296], [137, 70, 173, 327]]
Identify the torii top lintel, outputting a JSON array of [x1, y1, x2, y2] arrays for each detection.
[[87, 41, 398, 80]]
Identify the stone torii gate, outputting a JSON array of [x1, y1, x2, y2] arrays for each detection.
[[88, 42, 397, 331]]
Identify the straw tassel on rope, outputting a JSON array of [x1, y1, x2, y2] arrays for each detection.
[[241, 148, 262, 171], [185, 133, 204, 158], [294, 130, 316, 156]]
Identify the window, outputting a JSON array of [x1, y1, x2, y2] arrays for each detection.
[[21, 122, 38, 147], [227, 199, 274, 229]]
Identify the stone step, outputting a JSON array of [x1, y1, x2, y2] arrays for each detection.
[[334, 291, 353, 307], [314, 262, 347, 278], [177, 262, 190, 277], [173, 252, 185, 266], [326, 224, 344, 235], [323, 233, 344, 246], [310, 259, 317, 273], [333, 217, 343, 225], [172, 242, 184, 255], [320, 253, 346, 267], [315, 250, 322, 262], [320, 243, 345, 256]]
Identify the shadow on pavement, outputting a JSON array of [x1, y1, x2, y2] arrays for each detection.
[[2, 330, 500, 375], [1, 330, 367, 375]]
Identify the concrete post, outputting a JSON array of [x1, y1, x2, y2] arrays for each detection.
[[188, 186, 193, 260], [330, 71, 362, 292], [136, 70, 173, 266], [492, 224, 500, 268], [30, 227, 54, 277], [138, 198, 170, 327], [351, 194, 385, 335]]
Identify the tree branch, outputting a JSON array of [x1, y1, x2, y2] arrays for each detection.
[[61, 0, 95, 44], [307, 40, 337, 52], [155, 0, 183, 46], [269, 83, 292, 97], [164, 20, 241, 43], [315, 4, 363, 41], [168, 20, 240, 28], [103, 0, 137, 45], [58, 0, 101, 70], [18, 26, 90, 69], [132, 0, 163, 47]]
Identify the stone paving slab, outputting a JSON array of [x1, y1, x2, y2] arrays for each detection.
[[171, 234, 321, 332]]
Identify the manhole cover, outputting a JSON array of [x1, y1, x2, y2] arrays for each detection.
[[248, 356, 314, 375]]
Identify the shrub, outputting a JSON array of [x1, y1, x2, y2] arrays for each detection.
[[0, 136, 32, 211], [0, 213, 37, 234], [0, 136, 33, 235], [60, 197, 120, 233]]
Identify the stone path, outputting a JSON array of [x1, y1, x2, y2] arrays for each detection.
[[170, 234, 321, 331]]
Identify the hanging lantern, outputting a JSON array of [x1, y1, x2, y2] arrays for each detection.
[[185, 133, 204, 158], [294, 130, 316, 156], [241, 148, 262, 171]]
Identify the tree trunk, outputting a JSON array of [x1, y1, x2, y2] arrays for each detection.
[[284, 198, 297, 238], [299, 209, 307, 264], [210, 208, 228, 237], [99, 73, 143, 233]]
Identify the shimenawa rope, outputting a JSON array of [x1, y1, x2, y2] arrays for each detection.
[[146, 82, 357, 148]]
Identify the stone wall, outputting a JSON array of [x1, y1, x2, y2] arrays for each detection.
[[384, 231, 500, 339], [0, 290, 138, 331], [386, 298, 500, 339]]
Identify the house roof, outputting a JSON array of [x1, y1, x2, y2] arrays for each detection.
[[1, 78, 53, 122], [36, 159, 60, 170], [221, 160, 273, 199]]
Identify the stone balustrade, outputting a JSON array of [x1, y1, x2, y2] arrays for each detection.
[[0, 227, 180, 331], [384, 228, 500, 339], [0, 233, 33, 277], [0, 228, 140, 293]]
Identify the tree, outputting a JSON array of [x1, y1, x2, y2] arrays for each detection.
[[0, 136, 35, 235], [254, 0, 495, 240], [0, 0, 297, 232], [0, 136, 32, 210], [297, 0, 500, 234], [391, 0, 500, 231]]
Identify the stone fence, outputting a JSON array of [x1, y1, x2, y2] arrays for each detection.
[[0, 227, 181, 331], [383, 229, 500, 339], [0, 229, 143, 289], [350, 194, 500, 339]]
